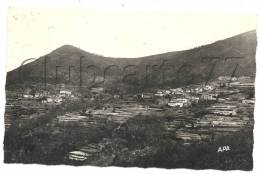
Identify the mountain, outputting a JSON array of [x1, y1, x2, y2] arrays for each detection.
[[6, 30, 257, 89]]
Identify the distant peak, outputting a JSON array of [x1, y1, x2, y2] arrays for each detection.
[[49, 44, 105, 58], [56, 44, 79, 50], [50, 44, 86, 55]]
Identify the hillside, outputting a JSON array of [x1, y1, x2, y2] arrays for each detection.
[[6, 30, 257, 89]]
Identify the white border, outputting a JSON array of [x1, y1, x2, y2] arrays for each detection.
[[0, 0, 259, 174]]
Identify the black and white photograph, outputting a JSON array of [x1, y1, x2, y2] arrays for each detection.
[[0, 0, 259, 173]]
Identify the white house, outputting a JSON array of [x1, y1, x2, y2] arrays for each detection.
[[201, 93, 218, 101], [154, 91, 164, 97], [207, 105, 237, 116], [168, 98, 191, 107], [242, 99, 255, 104], [23, 94, 33, 99], [60, 90, 72, 95]]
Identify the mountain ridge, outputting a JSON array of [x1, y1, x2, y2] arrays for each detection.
[[49, 30, 256, 60], [6, 30, 257, 89]]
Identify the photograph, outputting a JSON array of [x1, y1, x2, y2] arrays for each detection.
[[2, 4, 258, 172]]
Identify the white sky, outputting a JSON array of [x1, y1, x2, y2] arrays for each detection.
[[7, 7, 257, 71]]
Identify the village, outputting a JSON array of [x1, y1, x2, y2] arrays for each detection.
[[4, 75, 255, 165]]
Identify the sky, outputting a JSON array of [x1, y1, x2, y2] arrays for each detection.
[[7, 7, 257, 71]]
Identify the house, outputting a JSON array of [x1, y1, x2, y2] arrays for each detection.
[[156, 97, 170, 105], [185, 89, 191, 93], [165, 90, 171, 94], [242, 99, 255, 104], [68, 151, 89, 161], [41, 98, 54, 103], [238, 76, 251, 81], [207, 105, 237, 116], [113, 94, 120, 99], [218, 98, 226, 102], [195, 87, 203, 93], [231, 77, 238, 81], [200, 93, 218, 101], [168, 98, 191, 107], [170, 88, 184, 94], [23, 94, 33, 99], [187, 96, 200, 103], [238, 82, 254, 88], [203, 85, 214, 91], [54, 98, 63, 103], [34, 93, 43, 98], [227, 81, 240, 87], [47, 98, 54, 103], [60, 90, 72, 95], [90, 87, 104, 93], [218, 76, 231, 81], [154, 91, 164, 97], [68, 144, 101, 161], [140, 93, 154, 99]]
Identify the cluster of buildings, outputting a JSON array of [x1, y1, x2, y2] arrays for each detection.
[[218, 76, 254, 88], [39, 90, 76, 105], [207, 105, 237, 116], [68, 143, 102, 162], [138, 76, 255, 120], [168, 98, 191, 107], [147, 84, 217, 108]]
